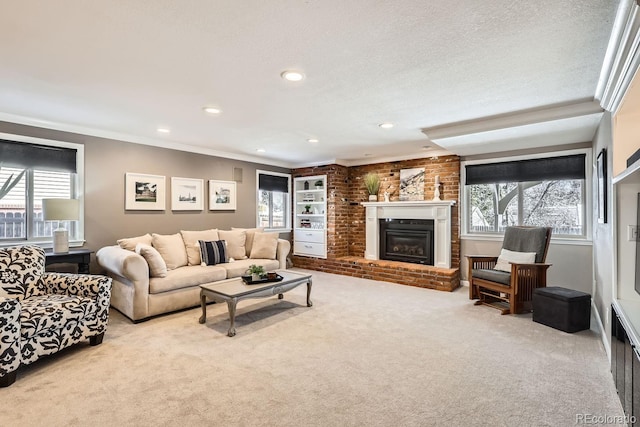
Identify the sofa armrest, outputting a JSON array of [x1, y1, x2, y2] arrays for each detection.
[[276, 239, 291, 269], [0, 297, 21, 380], [96, 245, 150, 283], [42, 272, 112, 301]]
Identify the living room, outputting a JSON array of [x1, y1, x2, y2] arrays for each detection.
[[1, 1, 639, 425]]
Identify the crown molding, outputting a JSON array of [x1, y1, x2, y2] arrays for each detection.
[[421, 100, 602, 141], [597, 0, 640, 113], [288, 148, 455, 169], [0, 112, 293, 169]]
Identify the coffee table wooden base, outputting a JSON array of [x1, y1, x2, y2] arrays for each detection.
[[199, 272, 312, 337]]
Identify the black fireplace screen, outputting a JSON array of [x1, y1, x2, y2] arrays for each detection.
[[379, 219, 434, 265]]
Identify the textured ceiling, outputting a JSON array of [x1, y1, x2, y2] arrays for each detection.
[[0, 1, 619, 167]]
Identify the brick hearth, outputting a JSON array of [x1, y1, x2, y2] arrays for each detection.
[[292, 255, 459, 291], [292, 156, 461, 292]]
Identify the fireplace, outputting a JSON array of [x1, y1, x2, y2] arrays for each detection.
[[362, 200, 455, 268], [379, 218, 434, 265]]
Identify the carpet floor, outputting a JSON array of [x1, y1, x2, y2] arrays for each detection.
[[1, 269, 625, 426]]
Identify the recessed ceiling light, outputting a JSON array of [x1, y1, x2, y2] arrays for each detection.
[[203, 106, 222, 115], [256, 148, 266, 153], [157, 127, 171, 134], [307, 138, 319, 143], [281, 70, 305, 82], [379, 123, 394, 129]]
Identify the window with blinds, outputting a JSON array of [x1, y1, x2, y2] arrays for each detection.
[[256, 170, 291, 231], [462, 150, 590, 238], [0, 137, 83, 243]]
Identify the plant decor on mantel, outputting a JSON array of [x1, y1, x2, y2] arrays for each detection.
[[363, 173, 380, 201]]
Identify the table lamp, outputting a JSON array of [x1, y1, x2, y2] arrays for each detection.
[[42, 198, 79, 254]]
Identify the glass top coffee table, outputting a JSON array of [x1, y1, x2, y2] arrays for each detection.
[[198, 270, 313, 337]]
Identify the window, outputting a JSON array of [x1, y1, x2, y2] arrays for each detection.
[[463, 150, 590, 238], [256, 170, 291, 231], [0, 135, 84, 245]]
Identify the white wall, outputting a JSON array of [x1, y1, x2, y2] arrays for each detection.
[[592, 113, 614, 344], [461, 239, 593, 294]]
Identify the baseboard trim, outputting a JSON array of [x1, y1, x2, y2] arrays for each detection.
[[592, 300, 610, 362], [461, 280, 469, 287]]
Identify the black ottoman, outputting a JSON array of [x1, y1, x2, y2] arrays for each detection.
[[532, 287, 591, 333]]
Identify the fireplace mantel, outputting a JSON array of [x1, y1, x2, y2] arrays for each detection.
[[360, 200, 456, 268]]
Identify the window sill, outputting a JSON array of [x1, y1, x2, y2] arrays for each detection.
[[460, 234, 593, 246], [460, 234, 592, 246], [0, 239, 86, 249], [264, 228, 292, 234]]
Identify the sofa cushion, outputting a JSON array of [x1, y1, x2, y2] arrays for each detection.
[[232, 227, 264, 257], [493, 249, 536, 272], [249, 232, 278, 259], [198, 240, 228, 265], [152, 233, 188, 270], [117, 233, 152, 251], [0, 246, 46, 301], [220, 258, 280, 279], [218, 230, 247, 260], [20, 294, 97, 339], [148, 265, 227, 294], [180, 229, 219, 265], [135, 243, 168, 278]]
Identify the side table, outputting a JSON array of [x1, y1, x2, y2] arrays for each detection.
[[44, 248, 93, 274]]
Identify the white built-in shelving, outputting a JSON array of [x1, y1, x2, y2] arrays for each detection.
[[293, 175, 327, 258]]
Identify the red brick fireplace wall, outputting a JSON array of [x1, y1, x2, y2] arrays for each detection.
[[292, 156, 461, 291]]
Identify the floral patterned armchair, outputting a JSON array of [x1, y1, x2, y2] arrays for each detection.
[[0, 245, 112, 387]]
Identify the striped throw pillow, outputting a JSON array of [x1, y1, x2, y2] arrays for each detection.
[[198, 240, 228, 266]]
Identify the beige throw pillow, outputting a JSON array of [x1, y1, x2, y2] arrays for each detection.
[[218, 229, 247, 260], [151, 233, 188, 270], [249, 232, 279, 259], [135, 243, 168, 278], [493, 249, 536, 272], [117, 233, 152, 251], [180, 229, 219, 265], [232, 227, 264, 257]]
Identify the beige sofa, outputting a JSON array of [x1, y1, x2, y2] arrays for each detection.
[[96, 228, 290, 322]]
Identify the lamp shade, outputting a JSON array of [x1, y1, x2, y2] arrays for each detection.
[[42, 199, 80, 221]]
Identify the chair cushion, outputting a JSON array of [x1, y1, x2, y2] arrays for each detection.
[[502, 227, 549, 263], [472, 269, 511, 286], [20, 294, 97, 339], [493, 249, 536, 272], [0, 246, 46, 301]]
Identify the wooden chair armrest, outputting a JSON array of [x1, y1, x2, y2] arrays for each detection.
[[465, 255, 498, 261], [510, 262, 552, 268]]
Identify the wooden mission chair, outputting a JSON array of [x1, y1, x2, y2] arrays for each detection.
[[466, 226, 552, 315]]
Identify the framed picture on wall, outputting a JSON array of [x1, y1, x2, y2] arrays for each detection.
[[597, 148, 607, 224], [171, 177, 204, 211], [125, 173, 166, 210], [209, 180, 237, 210]]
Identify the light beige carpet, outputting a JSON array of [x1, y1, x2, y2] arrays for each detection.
[[1, 269, 625, 426]]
